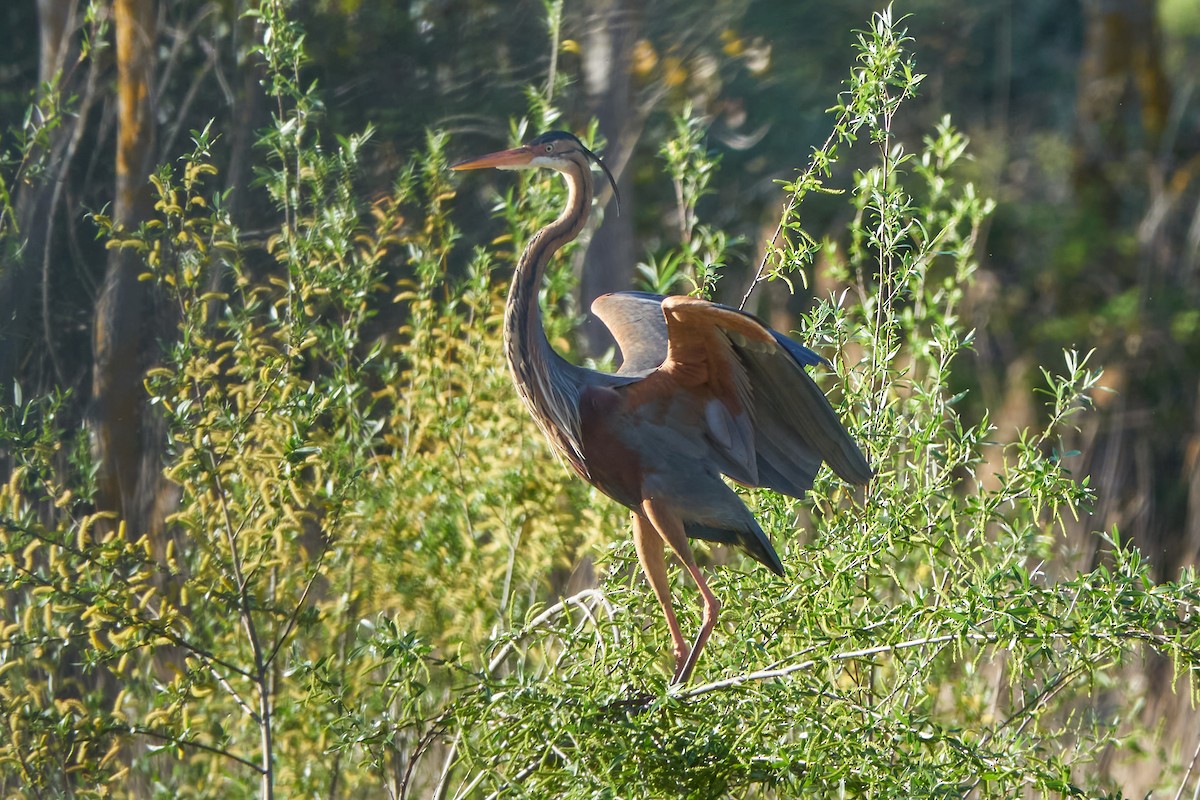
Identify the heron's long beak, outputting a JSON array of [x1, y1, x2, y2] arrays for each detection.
[[450, 145, 535, 171]]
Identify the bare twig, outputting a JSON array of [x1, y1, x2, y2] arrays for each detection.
[[675, 630, 981, 700], [487, 589, 608, 673], [481, 754, 545, 800], [188, 367, 276, 799], [1174, 726, 1200, 800], [432, 729, 463, 800], [128, 724, 265, 774], [398, 711, 452, 800], [737, 119, 847, 311], [430, 589, 610, 799], [264, 540, 331, 670]]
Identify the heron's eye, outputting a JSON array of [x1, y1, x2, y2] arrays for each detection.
[[545, 144, 554, 153]]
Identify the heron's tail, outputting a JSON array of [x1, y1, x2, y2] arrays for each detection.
[[684, 519, 785, 577]]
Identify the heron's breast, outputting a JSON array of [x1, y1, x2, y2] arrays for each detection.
[[579, 386, 645, 509]]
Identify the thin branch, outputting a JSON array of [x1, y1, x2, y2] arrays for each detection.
[[432, 729, 462, 800], [543, 0, 562, 102], [264, 538, 330, 669], [431, 590, 609, 799], [676, 631, 975, 699], [2, 553, 254, 684], [737, 116, 848, 310], [40, 16, 104, 386], [481, 755, 544, 800], [487, 589, 608, 673], [159, 43, 218, 162], [128, 724, 264, 774], [1173, 724, 1200, 800], [203, 661, 260, 724], [399, 713, 452, 800], [962, 660, 1099, 797], [186, 367, 274, 799]]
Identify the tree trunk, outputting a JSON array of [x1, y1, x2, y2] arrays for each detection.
[[1071, 3, 1199, 794], [1074, 0, 1169, 227], [37, 0, 75, 86], [0, 0, 79, 404], [578, 0, 639, 358], [92, 0, 159, 534], [1071, 0, 1182, 567]]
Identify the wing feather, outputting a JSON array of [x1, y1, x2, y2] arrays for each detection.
[[592, 290, 871, 496], [659, 295, 871, 496], [590, 291, 669, 375]]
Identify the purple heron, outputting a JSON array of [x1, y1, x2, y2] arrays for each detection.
[[452, 130, 872, 685]]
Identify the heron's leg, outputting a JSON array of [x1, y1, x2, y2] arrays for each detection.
[[632, 512, 690, 678], [641, 498, 721, 686]]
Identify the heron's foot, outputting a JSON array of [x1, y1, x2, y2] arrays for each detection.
[[669, 643, 692, 685], [671, 646, 702, 686], [672, 615, 719, 686]]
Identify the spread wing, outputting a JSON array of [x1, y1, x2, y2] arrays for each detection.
[[592, 290, 827, 373], [591, 291, 671, 375], [593, 291, 872, 497]]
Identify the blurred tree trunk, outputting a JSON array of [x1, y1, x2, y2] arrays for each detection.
[[92, 0, 160, 535], [224, 7, 266, 224], [1074, 0, 1169, 225], [206, 5, 265, 327], [1072, 3, 1200, 793], [578, 0, 639, 357], [37, 0, 75, 86], [1071, 0, 1182, 568], [0, 0, 80, 404]]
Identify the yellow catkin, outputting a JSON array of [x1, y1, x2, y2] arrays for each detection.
[[77, 516, 93, 549], [99, 739, 122, 768], [22, 539, 39, 570], [7, 465, 25, 495]]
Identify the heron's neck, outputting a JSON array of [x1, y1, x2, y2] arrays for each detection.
[[504, 164, 592, 466]]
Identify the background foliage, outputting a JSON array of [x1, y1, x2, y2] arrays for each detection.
[[1, 0, 1200, 797]]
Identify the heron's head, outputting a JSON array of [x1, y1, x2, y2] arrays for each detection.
[[451, 130, 619, 211]]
